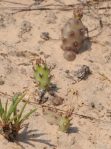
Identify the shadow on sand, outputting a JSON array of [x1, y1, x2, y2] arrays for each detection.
[[79, 38, 92, 54], [68, 127, 79, 134], [15, 124, 56, 149]]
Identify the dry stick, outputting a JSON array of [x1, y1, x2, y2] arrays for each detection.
[[8, 101, 111, 123], [0, 91, 12, 98], [0, 3, 71, 10], [98, 72, 111, 83], [0, 0, 29, 6], [12, 7, 74, 15], [0, 2, 110, 14], [25, 101, 111, 124], [0, 2, 99, 10], [0, 0, 110, 9], [0, 4, 74, 14], [12, 5, 111, 15], [0, 91, 110, 124]]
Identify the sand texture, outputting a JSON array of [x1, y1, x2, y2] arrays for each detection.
[[0, 0, 111, 149]]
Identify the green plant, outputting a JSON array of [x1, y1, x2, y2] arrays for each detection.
[[58, 116, 72, 133], [34, 62, 51, 91], [58, 108, 73, 133], [12, 94, 36, 137], [42, 106, 72, 133], [0, 93, 36, 141]]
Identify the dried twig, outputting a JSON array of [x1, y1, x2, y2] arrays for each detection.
[[98, 72, 111, 83], [0, 0, 29, 6], [0, 91, 110, 124]]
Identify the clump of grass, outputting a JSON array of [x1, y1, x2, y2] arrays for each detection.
[[0, 93, 36, 142]]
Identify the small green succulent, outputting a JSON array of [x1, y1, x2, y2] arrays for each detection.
[[34, 63, 51, 91], [58, 116, 72, 133], [0, 93, 36, 141]]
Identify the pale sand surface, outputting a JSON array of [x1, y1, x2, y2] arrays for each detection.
[[0, 0, 111, 149]]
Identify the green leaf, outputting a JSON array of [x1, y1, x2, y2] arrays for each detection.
[[0, 100, 4, 117], [9, 114, 20, 123], [7, 94, 25, 119], [15, 101, 28, 124], [12, 94, 20, 115], [19, 109, 36, 124], [2, 99, 8, 121], [12, 93, 21, 123]]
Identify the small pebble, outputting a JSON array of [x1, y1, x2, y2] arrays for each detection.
[[40, 32, 50, 40], [63, 51, 76, 61], [74, 65, 91, 80]]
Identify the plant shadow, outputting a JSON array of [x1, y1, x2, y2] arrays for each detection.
[[49, 83, 60, 93], [79, 38, 92, 54], [68, 127, 79, 134], [15, 124, 56, 149]]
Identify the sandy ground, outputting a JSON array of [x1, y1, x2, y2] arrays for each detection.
[[0, 0, 111, 149]]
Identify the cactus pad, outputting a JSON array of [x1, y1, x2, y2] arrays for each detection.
[[61, 7, 88, 61], [34, 63, 51, 90], [58, 116, 71, 133]]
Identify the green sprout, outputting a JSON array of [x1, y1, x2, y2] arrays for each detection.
[[34, 63, 51, 91], [58, 108, 74, 133], [58, 116, 72, 133], [0, 93, 36, 141]]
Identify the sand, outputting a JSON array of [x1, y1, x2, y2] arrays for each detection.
[[0, 0, 111, 149]]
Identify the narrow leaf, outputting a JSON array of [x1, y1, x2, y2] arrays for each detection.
[[17, 100, 28, 122], [19, 109, 36, 124], [0, 100, 4, 117], [7, 94, 25, 119]]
